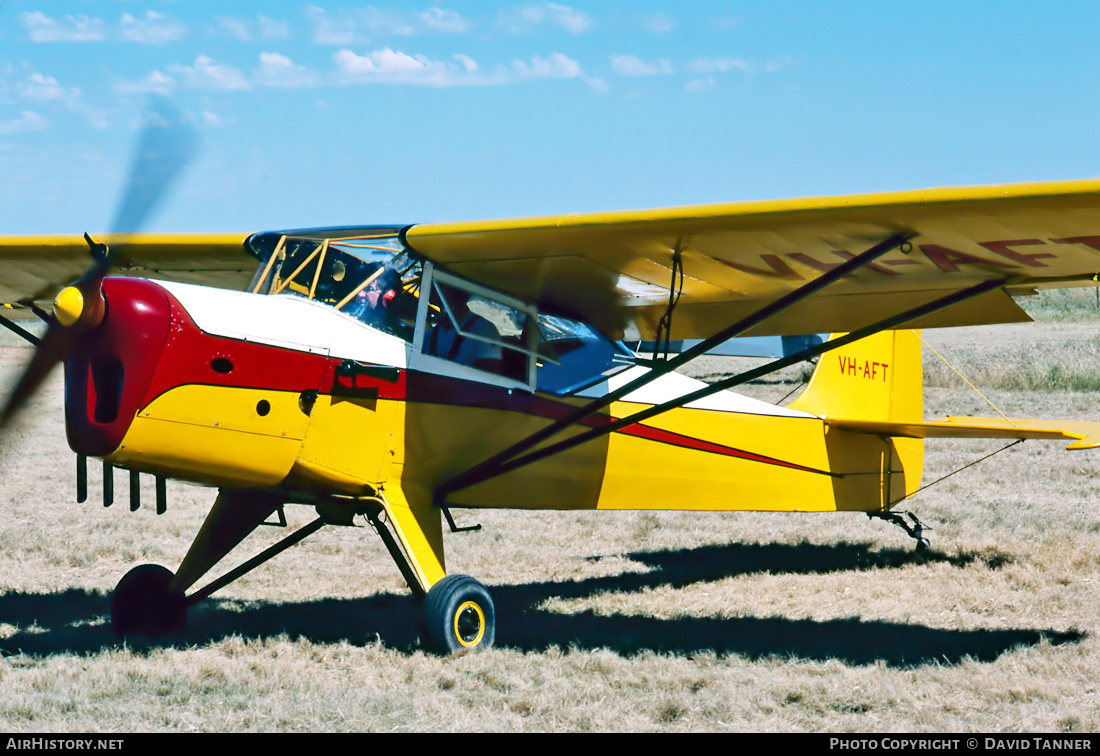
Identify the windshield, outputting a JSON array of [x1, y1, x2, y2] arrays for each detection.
[[247, 230, 422, 342]]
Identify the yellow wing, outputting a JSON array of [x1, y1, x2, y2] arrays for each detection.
[[405, 178, 1100, 340], [0, 233, 252, 305]]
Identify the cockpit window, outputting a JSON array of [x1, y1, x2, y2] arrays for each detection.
[[248, 231, 422, 342], [536, 314, 634, 395], [422, 277, 537, 383]]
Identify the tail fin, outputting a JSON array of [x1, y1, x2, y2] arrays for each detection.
[[790, 329, 925, 506], [789, 329, 923, 423]]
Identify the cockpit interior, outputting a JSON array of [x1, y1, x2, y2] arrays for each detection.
[[246, 228, 635, 395]]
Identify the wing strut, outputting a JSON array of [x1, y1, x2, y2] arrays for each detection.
[[437, 276, 1005, 505], [0, 311, 41, 347], [434, 231, 915, 507]]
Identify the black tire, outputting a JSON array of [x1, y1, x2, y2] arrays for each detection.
[[423, 574, 495, 653], [110, 564, 186, 638]]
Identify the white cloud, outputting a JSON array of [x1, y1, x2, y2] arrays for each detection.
[[16, 73, 77, 102], [336, 48, 428, 76], [685, 55, 793, 93], [763, 56, 797, 73], [549, 4, 593, 34], [11, 71, 105, 128], [689, 56, 796, 75], [20, 10, 184, 44], [119, 12, 185, 45], [511, 53, 583, 80], [689, 58, 751, 75], [454, 54, 479, 74], [203, 111, 236, 128], [114, 44, 592, 94], [308, 6, 472, 45], [333, 48, 459, 86], [215, 15, 291, 42], [19, 12, 106, 42], [214, 17, 252, 42], [307, 7, 356, 45], [0, 111, 50, 135], [256, 52, 318, 89], [417, 8, 473, 34], [258, 16, 291, 40], [115, 70, 176, 96], [168, 56, 250, 91], [499, 3, 593, 34], [610, 55, 673, 77]]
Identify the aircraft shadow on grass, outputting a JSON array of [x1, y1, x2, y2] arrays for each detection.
[[0, 540, 1082, 667]]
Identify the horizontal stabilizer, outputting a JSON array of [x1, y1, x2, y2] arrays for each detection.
[[828, 416, 1100, 450]]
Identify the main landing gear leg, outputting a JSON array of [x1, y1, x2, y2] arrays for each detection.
[[370, 487, 495, 653], [110, 489, 283, 639]]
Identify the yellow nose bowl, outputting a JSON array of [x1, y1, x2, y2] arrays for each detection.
[[54, 286, 84, 327]]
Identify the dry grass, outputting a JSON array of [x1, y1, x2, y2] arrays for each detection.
[[1, 290, 1100, 731]]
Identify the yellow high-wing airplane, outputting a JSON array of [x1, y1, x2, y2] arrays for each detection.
[[4, 178, 1100, 652]]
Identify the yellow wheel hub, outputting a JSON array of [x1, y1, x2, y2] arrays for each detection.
[[453, 600, 486, 647], [54, 285, 84, 327]]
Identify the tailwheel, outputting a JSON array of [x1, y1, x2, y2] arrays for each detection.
[[110, 564, 186, 638], [423, 574, 495, 653]]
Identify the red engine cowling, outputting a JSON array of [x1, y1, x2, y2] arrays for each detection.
[[64, 278, 172, 457]]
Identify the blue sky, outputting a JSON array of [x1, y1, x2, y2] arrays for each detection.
[[2, 1, 1100, 234]]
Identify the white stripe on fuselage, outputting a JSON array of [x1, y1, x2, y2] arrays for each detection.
[[156, 280, 409, 368], [578, 367, 814, 418]]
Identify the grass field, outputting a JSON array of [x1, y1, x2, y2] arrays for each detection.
[[1, 290, 1099, 732]]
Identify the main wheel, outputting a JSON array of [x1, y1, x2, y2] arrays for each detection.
[[110, 564, 186, 638], [423, 574, 495, 653]]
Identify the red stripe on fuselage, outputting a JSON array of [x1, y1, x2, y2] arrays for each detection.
[[403, 371, 831, 476], [144, 289, 339, 406]]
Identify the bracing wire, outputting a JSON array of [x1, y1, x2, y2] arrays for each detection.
[[898, 439, 1024, 503], [912, 329, 1015, 427]]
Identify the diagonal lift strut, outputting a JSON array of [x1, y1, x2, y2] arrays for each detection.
[[435, 231, 919, 507]]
